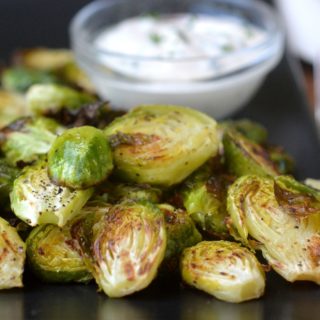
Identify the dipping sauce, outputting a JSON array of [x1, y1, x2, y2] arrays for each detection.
[[94, 13, 267, 81]]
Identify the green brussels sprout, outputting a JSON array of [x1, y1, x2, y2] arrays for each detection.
[[223, 130, 279, 178], [0, 116, 65, 166], [159, 203, 202, 272], [10, 162, 93, 227], [181, 163, 234, 238], [2, 67, 59, 93], [26, 84, 95, 116], [59, 62, 96, 93], [266, 145, 295, 174], [180, 241, 265, 303], [48, 126, 113, 189], [0, 90, 28, 128], [26, 224, 92, 283], [13, 48, 73, 71], [0, 216, 26, 289], [219, 119, 268, 144], [305, 178, 320, 190], [81, 200, 166, 297], [227, 175, 320, 283], [105, 105, 219, 187]]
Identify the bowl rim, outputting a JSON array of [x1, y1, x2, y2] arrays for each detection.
[[70, 0, 284, 63]]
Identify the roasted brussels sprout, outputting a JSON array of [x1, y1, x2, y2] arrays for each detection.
[[0, 90, 27, 128], [83, 200, 166, 297], [105, 105, 219, 187], [223, 130, 279, 177], [2, 67, 59, 93], [182, 164, 234, 238], [180, 241, 265, 303], [48, 126, 113, 189], [159, 203, 202, 272], [219, 119, 268, 144], [26, 84, 95, 116], [0, 216, 26, 289], [227, 175, 320, 283], [13, 48, 73, 71], [26, 224, 92, 283], [59, 62, 96, 93], [0, 116, 65, 166], [10, 162, 93, 227]]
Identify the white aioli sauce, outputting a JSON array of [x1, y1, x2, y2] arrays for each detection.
[[94, 13, 267, 81]]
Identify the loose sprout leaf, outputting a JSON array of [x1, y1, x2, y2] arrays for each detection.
[[88, 200, 166, 297], [48, 126, 113, 189], [10, 162, 93, 227], [105, 105, 219, 186], [227, 175, 320, 283], [0, 216, 26, 289], [0, 116, 65, 166], [180, 241, 265, 303], [26, 224, 92, 283]]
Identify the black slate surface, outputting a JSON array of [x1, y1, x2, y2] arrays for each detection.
[[1, 1, 320, 319]]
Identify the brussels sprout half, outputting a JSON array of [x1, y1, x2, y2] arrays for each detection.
[[48, 126, 113, 189], [0, 217, 26, 289], [10, 162, 93, 227], [0, 116, 65, 166], [86, 200, 166, 297], [223, 130, 279, 178], [227, 175, 320, 283], [26, 224, 92, 283], [26, 84, 95, 116], [105, 105, 219, 187], [180, 241, 265, 303]]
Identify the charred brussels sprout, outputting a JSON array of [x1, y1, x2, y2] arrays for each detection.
[[26, 224, 91, 283], [2, 67, 59, 93], [105, 105, 219, 187], [14, 48, 73, 71], [10, 162, 93, 227], [0, 90, 28, 128], [59, 62, 96, 93], [85, 200, 166, 297], [223, 130, 279, 178], [0, 116, 65, 166], [182, 165, 234, 238], [48, 126, 113, 189], [180, 241, 265, 303], [26, 84, 95, 116], [0, 217, 26, 289], [266, 145, 295, 174], [219, 119, 268, 144], [159, 204, 202, 272], [227, 175, 320, 283]]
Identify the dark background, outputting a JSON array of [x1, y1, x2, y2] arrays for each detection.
[[0, 0, 93, 61]]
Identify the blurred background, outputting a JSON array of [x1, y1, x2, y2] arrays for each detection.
[[0, 0, 317, 108]]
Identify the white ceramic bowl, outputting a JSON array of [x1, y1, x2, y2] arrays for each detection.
[[70, 0, 284, 118]]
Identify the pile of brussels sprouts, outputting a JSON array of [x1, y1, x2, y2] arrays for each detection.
[[1, 48, 320, 303]]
